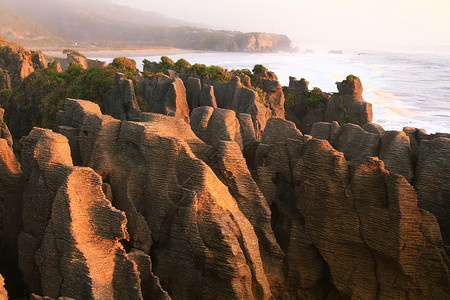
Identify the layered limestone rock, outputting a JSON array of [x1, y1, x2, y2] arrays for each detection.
[[379, 130, 414, 182], [142, 74, 190, 123], [285, 76, 373, 133], [415, 137, 450, 244], [106, 73, 141, 121], [255, 126, 450, 299], [199, 84, 217, 108], [0, 274, 7, 300], [0, 68, 11, 90], [259, 79, 285, 119], [18, 128, 142, 299], [190, 107, 243, 149], [243, 33, 292, 52], [310, 121, 450, 246], [325, 76, 372, 125], [0, 134, 24, 297], [334, 123, 380, 164], [190, 107, 287, 296], [0, 108, 13, 149], [184, 77, 202, 110], [31, 52, 47, 70], [56, 99, 274, 299], [0, 44, 36, 87], [212, 76, 271, 140]]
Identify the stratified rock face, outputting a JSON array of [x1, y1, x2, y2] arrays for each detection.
[[0, 45, 34, 87], [105, 73, 141, 121], [199, 84, 217, 108], [0, 136, 23, 298], [18, 128, 142, 299], [0, 274, 7, 300], [190, 107, 243, 149], [0, 108, 13, 149], [184, 77, 201, 110], [144, 75, 190, 123], [0, 68, 11, 90], [260, 79, 285, 119], [379, 130, 414, 182], [326, 76, 372, 126], [285, 76, 373, 133], [31, 52, 47, 70], [56, 99, 274, 299], [334, 123, 380, 164], [243, 33, 292, 52], [36, 167, 142, 299], [415, 137, 450, 244], [261, 117, 302, 145], [256, 133, 450, 299], [212, 76, 271, 140], [128, 249, 171, 300]]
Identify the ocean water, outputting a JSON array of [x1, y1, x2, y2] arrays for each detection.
[[89, 51, 450, 134]]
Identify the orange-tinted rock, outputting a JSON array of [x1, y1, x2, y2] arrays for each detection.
[[415, 137, 450, 244], [0, 137, 23, 297], [18, 128, 142, 299], [261, 117, 302, 145], [190, 107, 243, 149], [212, 76, 271, 140], [0, 109, 12, 149], [145, 75, 190, 123], [56, 99, 273, 299], [0, 274, 7, 300], [260, 79, 285, 118], [335, 123, 379, 164], [256, 135, 450, 298], [128, 249, 170, 300], [36, 167, 142, 299], [0, 68, 11, 89], [326, 76, 372, 126], [379, 130, 414, 182], [105, 73, 141, 121]]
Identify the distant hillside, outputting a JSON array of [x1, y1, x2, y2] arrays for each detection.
[[0, 0, 203, 39], [0, 3, 64, 47], [0, 0, 293, 52]]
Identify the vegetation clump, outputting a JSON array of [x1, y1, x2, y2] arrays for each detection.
[[249, 86, 266, 104], [187, 63, 232, 82], [173, 58, 191, 72], [1, 59, 135, 129], [252, 64, 268, 75], [62, 49, 86, 58], [109, 57, 139, 77], [346, 74, 358, 83], [285, 93, 299, 108], [306, 87, 323, 108]]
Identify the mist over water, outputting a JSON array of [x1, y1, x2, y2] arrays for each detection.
[[90, 51, 450, 134]]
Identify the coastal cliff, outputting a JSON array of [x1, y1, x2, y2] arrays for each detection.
[[0, 0, 293, 52], [0, 40, 449, 299]]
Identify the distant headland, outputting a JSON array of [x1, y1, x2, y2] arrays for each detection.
[[0, 0, 294, 52]]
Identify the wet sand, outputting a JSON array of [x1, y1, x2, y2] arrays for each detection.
[[42, 48, 205, 59]]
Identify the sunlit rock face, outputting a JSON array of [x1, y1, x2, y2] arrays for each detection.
[[285, 76, 372, 134], [17, 128, 142, 299], [0, 93, 448, 299], [255, 119, 449, 298], [55, 99, 277, 299]]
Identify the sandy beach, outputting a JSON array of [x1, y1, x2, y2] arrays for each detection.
[[42, 47, 206, 59]]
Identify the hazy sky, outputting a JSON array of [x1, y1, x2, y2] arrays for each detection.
[[112, 0, 450, 50]]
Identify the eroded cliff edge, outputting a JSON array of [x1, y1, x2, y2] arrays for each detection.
[[0, 41, 449, 299], [0, 94, 448, 299]]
